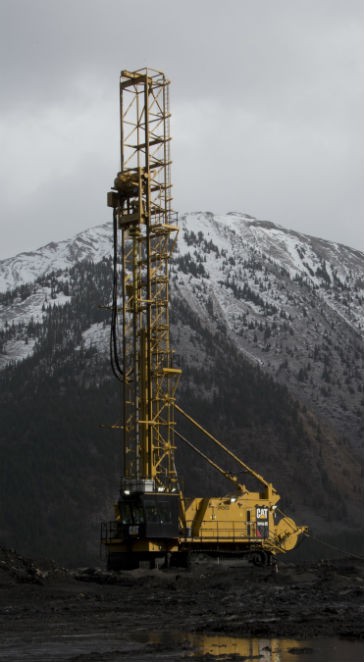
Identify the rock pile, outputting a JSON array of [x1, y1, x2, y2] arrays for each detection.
[[0, 544, 70, 585]]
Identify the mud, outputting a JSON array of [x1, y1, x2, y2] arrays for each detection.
[[0, 547, 363, 660]]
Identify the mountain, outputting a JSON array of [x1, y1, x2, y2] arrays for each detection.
[[0, 212, 363, 563], [1, 211, 362, 449], [173, 213, 364, 453], [0, 223, 112, 293]]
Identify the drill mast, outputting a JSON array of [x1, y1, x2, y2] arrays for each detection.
[[108, 68, 181, 494]]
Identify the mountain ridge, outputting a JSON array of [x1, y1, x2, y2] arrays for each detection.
[[0, 222, 112, 292], [1, 211, 363, 292]]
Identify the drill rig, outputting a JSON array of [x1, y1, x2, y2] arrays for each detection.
[[101, 68, 307, 569]]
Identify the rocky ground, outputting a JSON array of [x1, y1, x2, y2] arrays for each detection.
[[0, 546, 364, 661]]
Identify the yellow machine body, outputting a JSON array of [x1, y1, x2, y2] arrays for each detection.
[[101, 68, 307, 570], [182, 495, 306, 557], [102, 486, 306, 568], [183, 494, 279, 545]]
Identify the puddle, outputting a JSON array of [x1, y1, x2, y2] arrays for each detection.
[[0, 631, 363, 661], [145, 631, 364, 661]]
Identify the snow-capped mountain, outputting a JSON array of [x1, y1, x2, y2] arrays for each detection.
[[0, 222, 112, 366], [1, 211, 363, 450], [172, 213, 364, 452], [0, 222, 112, 293]]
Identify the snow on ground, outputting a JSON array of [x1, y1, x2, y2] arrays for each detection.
[[80, 322, 109, 355], [0, 290, 71, 331], [0, 288, 73, 370], [0, 222, 112, 292], [176, 212, 364, 334], [0, 338, 36, 369]]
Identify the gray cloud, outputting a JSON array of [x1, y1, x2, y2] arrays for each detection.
[[0, 0, 363, 258]]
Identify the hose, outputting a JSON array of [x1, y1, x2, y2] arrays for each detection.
[[110, 208, 124, 382]]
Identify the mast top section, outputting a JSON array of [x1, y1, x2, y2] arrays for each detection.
[[120, 67, 170, 84]]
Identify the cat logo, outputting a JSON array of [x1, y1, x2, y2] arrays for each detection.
[[256, 505, 269, 539]]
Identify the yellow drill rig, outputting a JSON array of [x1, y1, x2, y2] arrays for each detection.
[[101, 68, 307, 570]]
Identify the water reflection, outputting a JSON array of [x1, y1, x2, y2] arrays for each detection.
[[0, 629, 363, 661], [148, 630, 286, 659], [147, 630, 364, 662], [186, 633, 286, 660]]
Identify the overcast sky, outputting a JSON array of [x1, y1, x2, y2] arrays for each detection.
[[0, 0, 363, 259]]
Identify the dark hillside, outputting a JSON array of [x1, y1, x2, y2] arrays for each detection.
[[0, 259, 362, 564], [171, 300, 362, 529]]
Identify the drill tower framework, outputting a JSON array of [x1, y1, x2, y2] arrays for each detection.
[[108, 68, 181, 494]]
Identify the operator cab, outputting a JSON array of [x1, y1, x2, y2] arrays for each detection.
[[118, 492, 180, 539]]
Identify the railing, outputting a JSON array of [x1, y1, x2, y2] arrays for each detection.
[[101, 519, 268, 545], [183, 520, 267, 543], [100, 521, 122, 544]]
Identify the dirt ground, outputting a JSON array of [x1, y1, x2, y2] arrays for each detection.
[[0, 546, 363, 661]]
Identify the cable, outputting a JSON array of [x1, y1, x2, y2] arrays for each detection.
[[277, 507, 364, 561], [110, 208, 124, 382], [303, 531, 364, 562], [175, 429, 245, 491]]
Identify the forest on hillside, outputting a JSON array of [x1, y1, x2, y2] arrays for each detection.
[[0, 259, 362, 564]]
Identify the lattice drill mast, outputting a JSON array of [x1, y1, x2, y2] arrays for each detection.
[[107, 68, 181, 494]]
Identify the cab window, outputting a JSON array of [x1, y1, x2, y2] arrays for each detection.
[[120, 503, 132, 524]]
